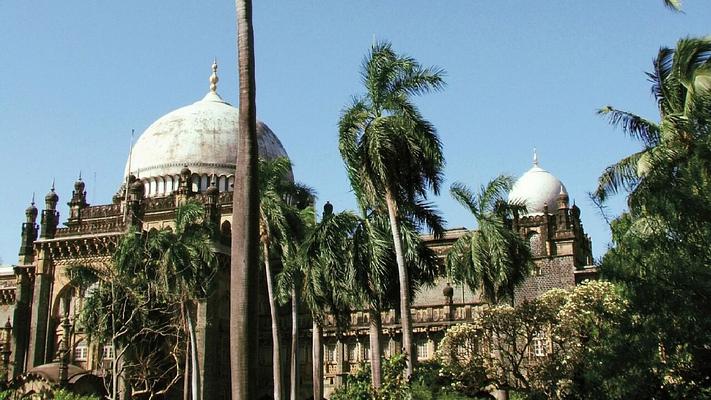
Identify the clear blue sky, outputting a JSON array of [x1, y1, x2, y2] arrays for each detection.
[[1, 1, 710, 264]]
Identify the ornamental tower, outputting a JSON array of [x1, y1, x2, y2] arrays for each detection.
[[508, 151, 594, 304]]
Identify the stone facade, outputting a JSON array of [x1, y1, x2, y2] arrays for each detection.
[[0, 174, 596, 398], [512, 189, 594, 305]]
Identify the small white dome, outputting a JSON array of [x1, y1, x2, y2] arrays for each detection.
[[122, 71, 288, 197], [508, 153, 567, 215]]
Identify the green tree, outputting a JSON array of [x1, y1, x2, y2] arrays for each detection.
[[339, 41, 446, 376], [258, 157, 309, 400], [300, 205, 358, 400], [231, 0, 260, 398], [446, 176, 532, 305], [350, 211, 439, 389], [146, 201, 217, 400], [75, 230, 183, 400], [591, 36, 711, 399], [594, 36, 711, 204], [271, 165, 316, 400]]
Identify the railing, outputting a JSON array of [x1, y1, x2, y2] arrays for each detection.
[[322, 302, 485, 330]]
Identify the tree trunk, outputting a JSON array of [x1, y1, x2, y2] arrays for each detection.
[[183, 330, 190, 400], [231, 0, 259, 399], [290, 287, 299, 400], [312, 321, 323, 400], [186, 305, 201, 400], [384, 189, 414, 378], [263, 242, 283, 400], [368, 307, 383, 389]]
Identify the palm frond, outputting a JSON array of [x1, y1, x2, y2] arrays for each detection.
[[598, 106, 661, 146], [594, 150, 646, 202]]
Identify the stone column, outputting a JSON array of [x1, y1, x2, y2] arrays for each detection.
[[27, 244, 54, 368], [11, 267, 32, 376]]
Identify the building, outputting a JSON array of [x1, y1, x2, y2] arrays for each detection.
[[1, 63, 594, 399]]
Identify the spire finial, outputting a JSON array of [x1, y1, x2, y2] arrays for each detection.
[[78, 171, 82, 181], [51, 178, 55, 191], [31, 192, 35, 206], [533, 148, 539, 166], [210, 59, 219, 93]]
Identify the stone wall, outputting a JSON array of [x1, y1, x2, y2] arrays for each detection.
[[514, 255, 576, 305]]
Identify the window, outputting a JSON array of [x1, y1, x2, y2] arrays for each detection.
[[75, 340, 88, 361], [348, 343, 359, 362], [362, 341, 370, 361], [102, 345, 114, 360], [532, 332, 546, 357], [325, 344, 336, 363], [417, 341, 429, 360]]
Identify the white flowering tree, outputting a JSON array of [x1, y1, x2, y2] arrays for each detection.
[[437, 280, 627, 399]]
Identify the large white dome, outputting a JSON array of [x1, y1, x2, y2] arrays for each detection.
[[123, 64, 288, 197], [508, 153, 567, 215]]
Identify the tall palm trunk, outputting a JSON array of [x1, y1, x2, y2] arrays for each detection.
[[183, 329, 190, 400], [368, 307, 383, 389], [231, 0, 259, 399], [312, 321, 323, 400], [384, 189, 414, 377], [263, 241, 283, 400], [290, 287, 299, 400], [185, 304, 200, 400]]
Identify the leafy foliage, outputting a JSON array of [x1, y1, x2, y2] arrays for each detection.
[[590, 35, 711, 399], [446, 176, 532, 304], [437, 281, 626, 400], [75, 200, 219, 399]]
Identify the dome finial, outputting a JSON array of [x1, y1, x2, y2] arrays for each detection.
[[533, 147, 539, 166], [31, 192, 35, 206], [210, 58, 219, 93]]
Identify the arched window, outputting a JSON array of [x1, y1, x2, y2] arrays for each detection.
[[221, 221, 231, 238], [200, 175, 209, 192], [165, 176, 173, 194], [219, 175, 227, 192], [157, 177, 165, 195]]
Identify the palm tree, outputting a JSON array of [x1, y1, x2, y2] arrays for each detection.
[[270, 169, 316, 400], [446, 176, 532, 305], [232, 0, 259, 399], [74, 228, 186, 400], [350, 211, 439, 389], [594, 37, 711, 204], [338, 41, 446, 377], [663, 0, 682, 11], [147, 201, 217, 400], [258, 157, 315, 400], [300, 205, 358, 400]]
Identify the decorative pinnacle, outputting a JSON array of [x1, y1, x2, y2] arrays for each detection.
[[51, 178, 56, 191], [209, 59, 219, 93], [31, 192, 35, 206], [533, 148, 539, 166], [78, 171, 82, 181]]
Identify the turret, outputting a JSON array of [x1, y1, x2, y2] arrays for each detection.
[[67, 174, 89, 226], [556, 186, 570, 231], [127, 175, 145, 230], [204, 174, 221, 229], [18, 195, 39, 264], [323, 201, 333, 218], [40, 183, 59, 239], [175, 166, 194, 207]]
